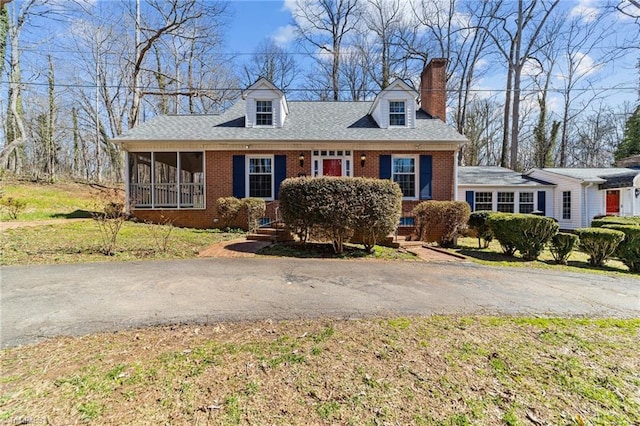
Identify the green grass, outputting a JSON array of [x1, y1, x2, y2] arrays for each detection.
[[0, 221, 244, 265], [454, 236, 634, 275], [2, 316, 638, 424], [0, 181, 107, 221]]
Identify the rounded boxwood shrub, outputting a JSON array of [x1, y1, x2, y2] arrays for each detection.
[[279, 177, 402, 254], [412, 201, 470, 247], [468, 211, 494, 248], [487, 213, 559, 260], [549, 232, 579, 265], [215, 196, 243, 228], [574, 227, 625, 267], [602, 224, 640, 273]]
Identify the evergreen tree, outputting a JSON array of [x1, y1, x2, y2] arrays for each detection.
[[615, 104, 640, 161]]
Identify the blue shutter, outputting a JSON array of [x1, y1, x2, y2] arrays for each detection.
[[466, 190, 474, 211], [232, 155, 245, 198], [537, 190, 546, 215], [419, 155, 432, 200], [274, 155, 286, 199], [379, 155, 391, 179]]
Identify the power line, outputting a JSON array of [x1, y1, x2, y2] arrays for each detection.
[[2, 80, 637, 93]]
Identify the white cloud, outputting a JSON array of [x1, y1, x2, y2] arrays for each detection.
[[569, 0, 600, 23], [272, 25, 297, 46], [572, 51, 603, 78]]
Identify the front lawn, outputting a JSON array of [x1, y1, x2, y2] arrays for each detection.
[[452, 237, 633, 275], [0, 221, 243, 265], [1, 316, 638, 425]]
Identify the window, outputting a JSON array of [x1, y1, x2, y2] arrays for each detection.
[[389, 101, 406, 126], [392, 156, 416, 198], [475, 192, 492, 211], [248, 156, 273, 199], [399, 217, 415, 227], [562, 191, 571, 220], [497, 192, 514, 213], [256, 100, 273, 126], [519, 192, 534, 214], [128, 151, 204, 209]]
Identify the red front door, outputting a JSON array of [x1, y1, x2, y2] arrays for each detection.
[[323, 159, 342, 177], [606, 190, 620, 215]]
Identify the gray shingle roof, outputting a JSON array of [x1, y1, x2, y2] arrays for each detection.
[[458, 166, 553, 187], [532, 168, 640, 182], [113, 100, 468, 143]]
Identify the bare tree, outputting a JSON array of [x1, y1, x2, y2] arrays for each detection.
[[483, 0, 560, 170], [292, 0, 362, 101], [555, 11, 622, 166], [242, 40, 297, 92], [360, 0, 408, 90]]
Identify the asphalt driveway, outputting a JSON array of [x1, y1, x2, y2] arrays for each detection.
[[1, 258, 638, 348]]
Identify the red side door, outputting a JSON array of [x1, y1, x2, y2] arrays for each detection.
[[322, 159, 342, 177], [606, 190, 620, 215]]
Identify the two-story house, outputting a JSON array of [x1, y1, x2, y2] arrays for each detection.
[[113, 58, 468, 230]]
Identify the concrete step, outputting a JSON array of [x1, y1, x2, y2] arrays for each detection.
[[246, 233, 275, 242]]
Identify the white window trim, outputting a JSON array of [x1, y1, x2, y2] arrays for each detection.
[[392, 154, 418, 200], [388, 100, 407, 127], [311, 150, 353, 177], [255, 99, 274, 127], [246, 154, 275, 201]]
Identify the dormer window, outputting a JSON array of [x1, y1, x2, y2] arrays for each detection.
[[389, 101, 406, 126], [256, 100, 273, 126]]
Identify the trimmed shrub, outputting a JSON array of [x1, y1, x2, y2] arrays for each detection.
[[351, 179, 403, 252], [603, 224, 640, 273], [468, 211, 494, 248], [549, 232, 579, 265], [215, 197, 243, 228], [243, 198, 266, 233], [592, 216, 640, 227], [575, 227, 625, 267], [487, 213, 559, 260], [279, 177, 402, 254], [413, 201, 470, 247]]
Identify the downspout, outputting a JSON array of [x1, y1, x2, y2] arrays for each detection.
[[453, 150, 459, 201], [583, 182, 593, 227]]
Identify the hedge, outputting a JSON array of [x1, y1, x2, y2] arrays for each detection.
[[487, 213, 559, 260], [574, 227, 625, 267], [412, 201, 470, 247], [468, 211, 494, 248], [215, 197, 243, 228], [591, 216, 640, 228], [549, 232, 579, 265], [602, 224, 640, 273], [279, 177, 402, 253], [214, 197, 265, 232]]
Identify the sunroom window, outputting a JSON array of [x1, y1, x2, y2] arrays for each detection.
[[128, 152, 204, 209]]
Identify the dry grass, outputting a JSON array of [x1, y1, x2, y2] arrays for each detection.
[[2, 316, 638, 425]]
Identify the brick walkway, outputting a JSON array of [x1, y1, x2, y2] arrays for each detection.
[[198, 238, 272, 258]]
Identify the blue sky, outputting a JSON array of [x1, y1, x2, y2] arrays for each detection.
[[226, 1, 294, 55]]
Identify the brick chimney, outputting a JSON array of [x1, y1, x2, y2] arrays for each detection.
[[420, 58, 447, 122]]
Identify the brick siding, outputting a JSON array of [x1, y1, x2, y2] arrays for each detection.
[[131, 149, 455, 229]]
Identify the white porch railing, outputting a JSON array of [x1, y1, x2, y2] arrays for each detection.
[[129, 183, 204, 208]]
